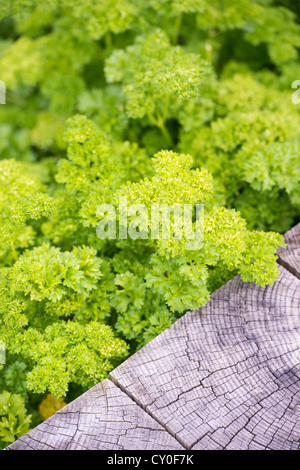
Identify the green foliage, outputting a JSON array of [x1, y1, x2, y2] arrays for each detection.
[[11, 244, 102, 302], [0, 0, 299, 447], [0, 361, 29, 403], [0, 241, 129, 397], [105, 29, 210, 127], [12, 321, 128, 397], [0, 391, 32, 449], [0, 159, 58, 263], [56, 114, 151, 229], [178, 72, 300, 231]]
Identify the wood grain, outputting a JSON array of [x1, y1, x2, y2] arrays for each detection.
[[6, 379, 184, 450], [110, 265, 300, 450], [277, 222, 300, 279]]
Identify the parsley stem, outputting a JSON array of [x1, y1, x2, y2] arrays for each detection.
[[147, 106, 174, 147], [147, 112, 159, 128]]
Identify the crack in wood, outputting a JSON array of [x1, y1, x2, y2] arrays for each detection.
[[277, 257, 300, 281]]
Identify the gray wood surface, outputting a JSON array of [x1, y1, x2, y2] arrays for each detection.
[[110, 265, 300, 450], [6, 223, 300, 450], [6, 379, 184, 450], [277, 222, 300, 279]]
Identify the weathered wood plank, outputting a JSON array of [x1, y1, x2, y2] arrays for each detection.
[[277, 222, 300, 279], [6, 379, 184, 450], [110, 265, 300, 450]]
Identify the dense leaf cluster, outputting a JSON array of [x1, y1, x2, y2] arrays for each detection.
[[0, 0, 299, 443]]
